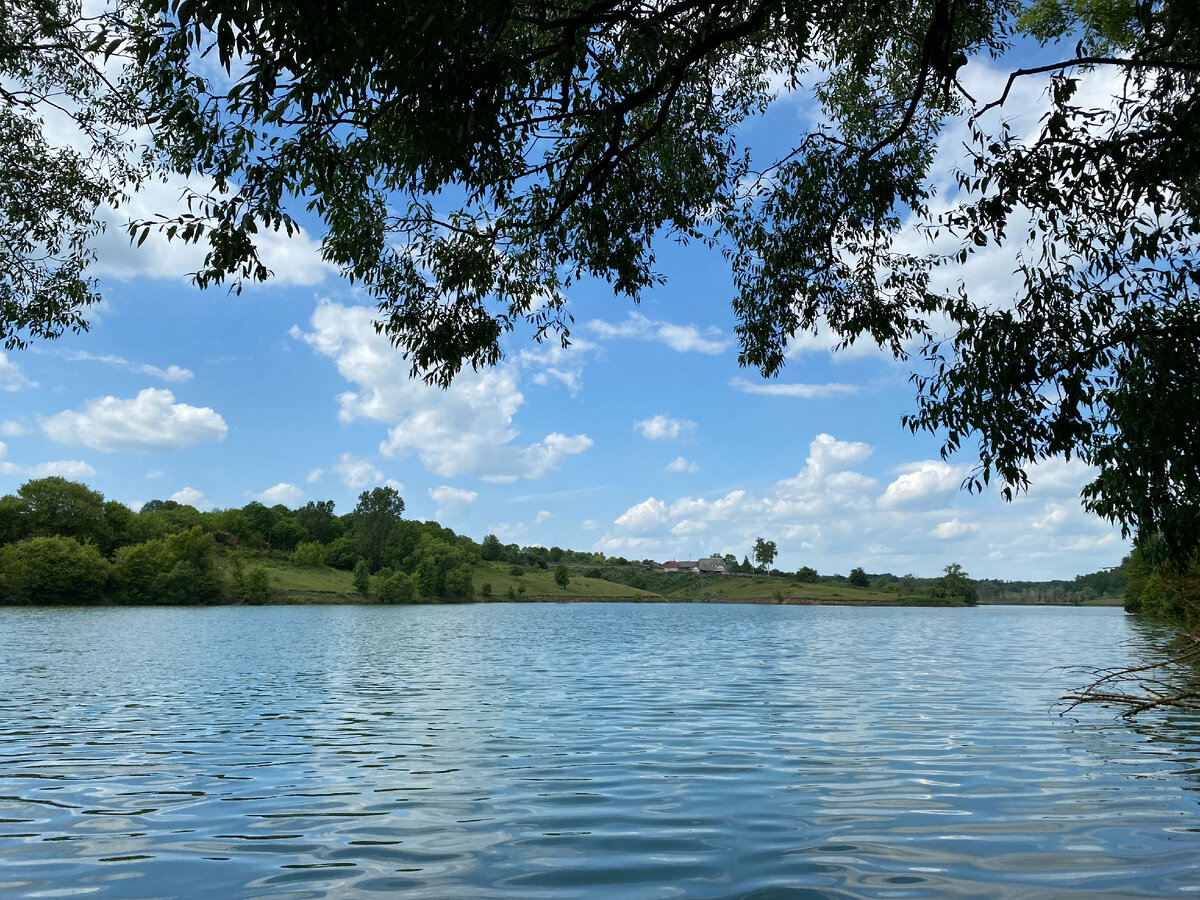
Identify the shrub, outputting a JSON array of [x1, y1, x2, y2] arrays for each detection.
[[5, 536, 110, 603], [290, 541, 326, 567], [325, 534, 360, 570], [243, 566, 271, 604], [378, 571, 416, 604], [353, 559, 371, 596], [443, 565, 474, 601]]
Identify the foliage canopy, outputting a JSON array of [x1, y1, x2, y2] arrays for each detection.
[[5, 0, 1200, 560]]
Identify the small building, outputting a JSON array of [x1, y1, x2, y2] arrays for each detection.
[[696, 557, 731, 575], [661, 558, 730, 574]]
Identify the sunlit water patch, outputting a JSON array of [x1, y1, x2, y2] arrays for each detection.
[[1, 603, 1198, 897]]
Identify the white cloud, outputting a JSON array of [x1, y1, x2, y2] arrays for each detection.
[[614, 497, 669, 531], [41, 388, 228, 451], [729, 376, 859, 399], [430, 485, 479, 507], [306, 467, 324, 483], [255, 482, 304, 506], [635, 415, 696, 441], [169, 486, 211, 510], [588, 311, 729, 355], [330, 454, 384, 491], [0, 443, 96, 480], [62, 351, 193, 382], [0, 354, 36, 392], [878, 460, 967, 509], [91, 174, 333, 286], [27, 460, 97, 479], [596, 433, 1124, 580], [1032, 502, 1071, 533], [665, 456, 699, 474], [294, 301, 592, 481], [536, 509, 554, 523], [0, 420, 29, 436], [517, 338, 596, 395], [933, 518, 978, 539]]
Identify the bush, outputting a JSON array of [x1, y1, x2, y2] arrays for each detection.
[[353, 559, 371, 596], [554, 564, 570, 589], [290, 541, 326, 567], [3, 536, 110, 603], [444, 565, 474, 601], [112, 539, 172, 604], [481, 582, 492, 597], [325, 534, 360, 570], [243, 566, 271, 604], [151, 561, 202, 604], [378, 571, 417, 604]]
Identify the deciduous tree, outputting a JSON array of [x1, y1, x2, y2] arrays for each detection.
[[7, 0, 1200, 561]]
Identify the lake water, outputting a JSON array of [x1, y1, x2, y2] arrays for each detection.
[[1, 603, 1198, 898]]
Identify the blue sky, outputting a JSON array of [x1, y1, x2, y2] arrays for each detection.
[[0, 55, 1127, 581]]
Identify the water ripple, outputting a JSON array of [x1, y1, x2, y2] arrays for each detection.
[[1, 604, 1199, 897]]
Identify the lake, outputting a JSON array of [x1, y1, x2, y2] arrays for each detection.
[[1, 603, 1198, 898]]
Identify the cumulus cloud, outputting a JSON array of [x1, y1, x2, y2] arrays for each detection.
[[0, 353, 36, 392], [429, 485, 479, 518], [62, 350, 193, 382], [665, 456, 699, 474], [169, 486, 211, 510], [0, 420, 29, 436], [536, 510, 554, 523], [0, 443, 96, 480], [635, 415, 696, 441], [597, 433, 1123, 580], [878, 460, 968, 509], [588, 311, 729, 355], [41, 388, 228, 451], [91, 175, 333, 286], [729, 376, 859, 399], [614, 497, 669, 531], [932, 518, 978, 540], [255, 482, 304, 506], [517, 338, 596, 395], [329, 454, 383, 491], [293, 301, 592, 481]]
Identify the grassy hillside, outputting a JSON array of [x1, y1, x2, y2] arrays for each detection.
[[573, 566, 960, 605], [219, 556, 970, 606]]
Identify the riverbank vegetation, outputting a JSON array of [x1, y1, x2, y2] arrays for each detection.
[[0, 476, 1125, 609], [1058, 543, 1200, 715]]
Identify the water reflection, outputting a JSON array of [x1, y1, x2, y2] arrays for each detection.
[[1, 604, 1199, 897]]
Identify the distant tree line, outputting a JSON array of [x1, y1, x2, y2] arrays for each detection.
[[0, 477, 495, 605]]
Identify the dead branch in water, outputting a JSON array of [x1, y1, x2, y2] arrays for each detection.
[[1059, 634, 1200, 717]]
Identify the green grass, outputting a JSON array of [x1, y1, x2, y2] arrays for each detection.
[[472, 561, 657, 600], [212, 553, 966, 606], [569, 566, 967, 605]]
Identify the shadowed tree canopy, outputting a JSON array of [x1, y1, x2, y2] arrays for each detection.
[[4, 0, 1200, 562]]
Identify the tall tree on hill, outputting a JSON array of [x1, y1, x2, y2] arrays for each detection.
[[753, 537, 777, 574], [353, 486, 405, 571]]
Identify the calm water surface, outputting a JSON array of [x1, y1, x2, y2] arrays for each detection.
[[1, 603, 1198, 898]]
